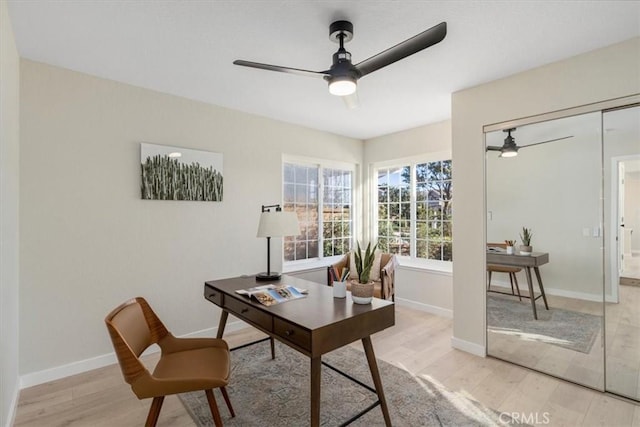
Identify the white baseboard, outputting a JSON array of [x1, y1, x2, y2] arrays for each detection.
[[489, 281, 611, 303], [450, 336, 486, 357], [395, 297, 453, 318], [19, 319, 249, 389], [4, 384, 19, 427]]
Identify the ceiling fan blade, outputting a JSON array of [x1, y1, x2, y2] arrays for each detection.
[[354, 22, 447, 78], [233, 60, 329, 79], [519, 135, 574, 148], [486, 146, 503, 152], [342, 92, 359, 109]]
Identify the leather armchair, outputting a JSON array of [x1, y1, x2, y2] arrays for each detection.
[[328, 252, 396, 301]]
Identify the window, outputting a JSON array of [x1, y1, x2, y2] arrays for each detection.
[[375, 158, 452, 263], [283, 160, 354, 263]]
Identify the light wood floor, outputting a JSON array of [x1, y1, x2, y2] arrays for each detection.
[[14, 306, 640, 426], [488, 279, 640, 402]]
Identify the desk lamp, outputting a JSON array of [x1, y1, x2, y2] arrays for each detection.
[[256, 204, 300, 281]]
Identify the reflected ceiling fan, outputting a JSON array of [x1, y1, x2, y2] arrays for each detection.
[[233, 20, 447, 108], [486, 128, 574, 158]]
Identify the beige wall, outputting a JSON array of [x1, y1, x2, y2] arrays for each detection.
[[451, 37, 640, 353], [19, 60, 362, 378], [1, 1, 21, 424]]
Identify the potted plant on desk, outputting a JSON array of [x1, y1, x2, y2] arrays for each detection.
[[351, 241, 377, 304], [519, 227, 533, 256]]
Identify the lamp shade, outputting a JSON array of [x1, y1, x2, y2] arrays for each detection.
[[257, 211, 300, 238]]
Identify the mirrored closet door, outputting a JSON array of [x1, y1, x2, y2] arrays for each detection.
[[604, 104, 640, 401], [485, 102, 640, 400], [485, 112, 605, 390]]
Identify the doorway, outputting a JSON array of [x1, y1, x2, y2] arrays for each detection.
[[614, 157, 640, 286]]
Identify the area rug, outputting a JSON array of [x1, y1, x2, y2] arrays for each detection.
[[179, 340, 525, 426], [487, 294, 601, 354]]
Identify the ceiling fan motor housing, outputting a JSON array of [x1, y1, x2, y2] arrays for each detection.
[[326, 20, 360, 94], [329, 20, 354, 43]]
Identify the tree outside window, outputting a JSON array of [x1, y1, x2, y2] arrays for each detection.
[[376, 159, 452, 262]]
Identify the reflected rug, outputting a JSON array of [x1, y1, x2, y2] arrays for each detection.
[[179, 339, 524, 426], [487, 295, 601, 354]]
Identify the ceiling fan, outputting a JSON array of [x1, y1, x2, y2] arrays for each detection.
[[233, 20, 447, 108], [486, 128, 574, 158]]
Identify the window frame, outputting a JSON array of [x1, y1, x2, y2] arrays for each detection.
[[371, 151, 452, 271], [282, 155, 358, 270]]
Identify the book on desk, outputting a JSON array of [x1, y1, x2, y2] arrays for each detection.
[[235, 284, 307, 306]]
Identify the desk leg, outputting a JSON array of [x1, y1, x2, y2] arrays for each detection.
[[533, 267, 549, 310], [525, 267, 538, 320], [216, 310, 229, 339], [310, 356, 321, 427], [362, 337, 392, 427]]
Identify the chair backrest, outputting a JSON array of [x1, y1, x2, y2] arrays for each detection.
[[379, 253, 393, 269], [487, 242, 507, 249], [347, 251, 393, 278], [105, 297, 169, 384]]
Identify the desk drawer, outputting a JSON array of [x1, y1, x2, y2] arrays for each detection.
[[224, 297, 272, 332], [204, 288, 223, 306], [274, 318, 311, 351]]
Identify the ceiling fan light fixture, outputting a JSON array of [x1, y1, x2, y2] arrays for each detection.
[[498, 128, 519, 157], [328, 76, 357, 96], [499, 147, 518, 158]]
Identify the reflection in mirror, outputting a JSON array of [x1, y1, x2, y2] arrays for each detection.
[[604, 105, 640, 401], [485, 112, 604, 390]]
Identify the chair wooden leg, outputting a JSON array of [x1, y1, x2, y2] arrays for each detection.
[[205, 389, 223, 427], [270, 337, 275, 359], [144, 396, 164, 427], [513, 273, 522, 301], [487, 271, 492, 291], [220, 386, 235, 417], [509, 273, 516, 295]]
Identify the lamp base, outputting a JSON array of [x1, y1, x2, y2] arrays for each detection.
[[256, 272, 282, 281]]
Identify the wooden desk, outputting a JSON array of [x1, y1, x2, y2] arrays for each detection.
[[204, 275, 395, 426], [486, 251, 550, 319]]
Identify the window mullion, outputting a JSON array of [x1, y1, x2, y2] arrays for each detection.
[[318, 165, 324, 260], [410, 163, 417, 259]]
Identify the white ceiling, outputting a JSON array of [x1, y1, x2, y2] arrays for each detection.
[[7, 1, 640, 140]]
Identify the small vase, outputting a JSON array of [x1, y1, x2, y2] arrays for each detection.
[[519, 245, 532, 256], [333, 281, 347, 298], [350, 280, 374, 304], [506, 246, 514, 255]]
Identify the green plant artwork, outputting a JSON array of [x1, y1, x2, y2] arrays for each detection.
[[140, 143, 223, 201]]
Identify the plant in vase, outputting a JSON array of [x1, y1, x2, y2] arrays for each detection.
[[519, 227, 533, 255], [351, 241, 378, 304]]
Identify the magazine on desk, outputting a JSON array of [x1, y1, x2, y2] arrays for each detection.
[[236, 284, 307, 306]]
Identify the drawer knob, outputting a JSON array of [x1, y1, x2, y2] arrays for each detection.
[[285, 330, 294, 336], [241, 308, 249, 314]]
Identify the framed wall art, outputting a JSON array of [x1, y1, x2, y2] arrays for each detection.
[[140, 143, 223, 201]]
